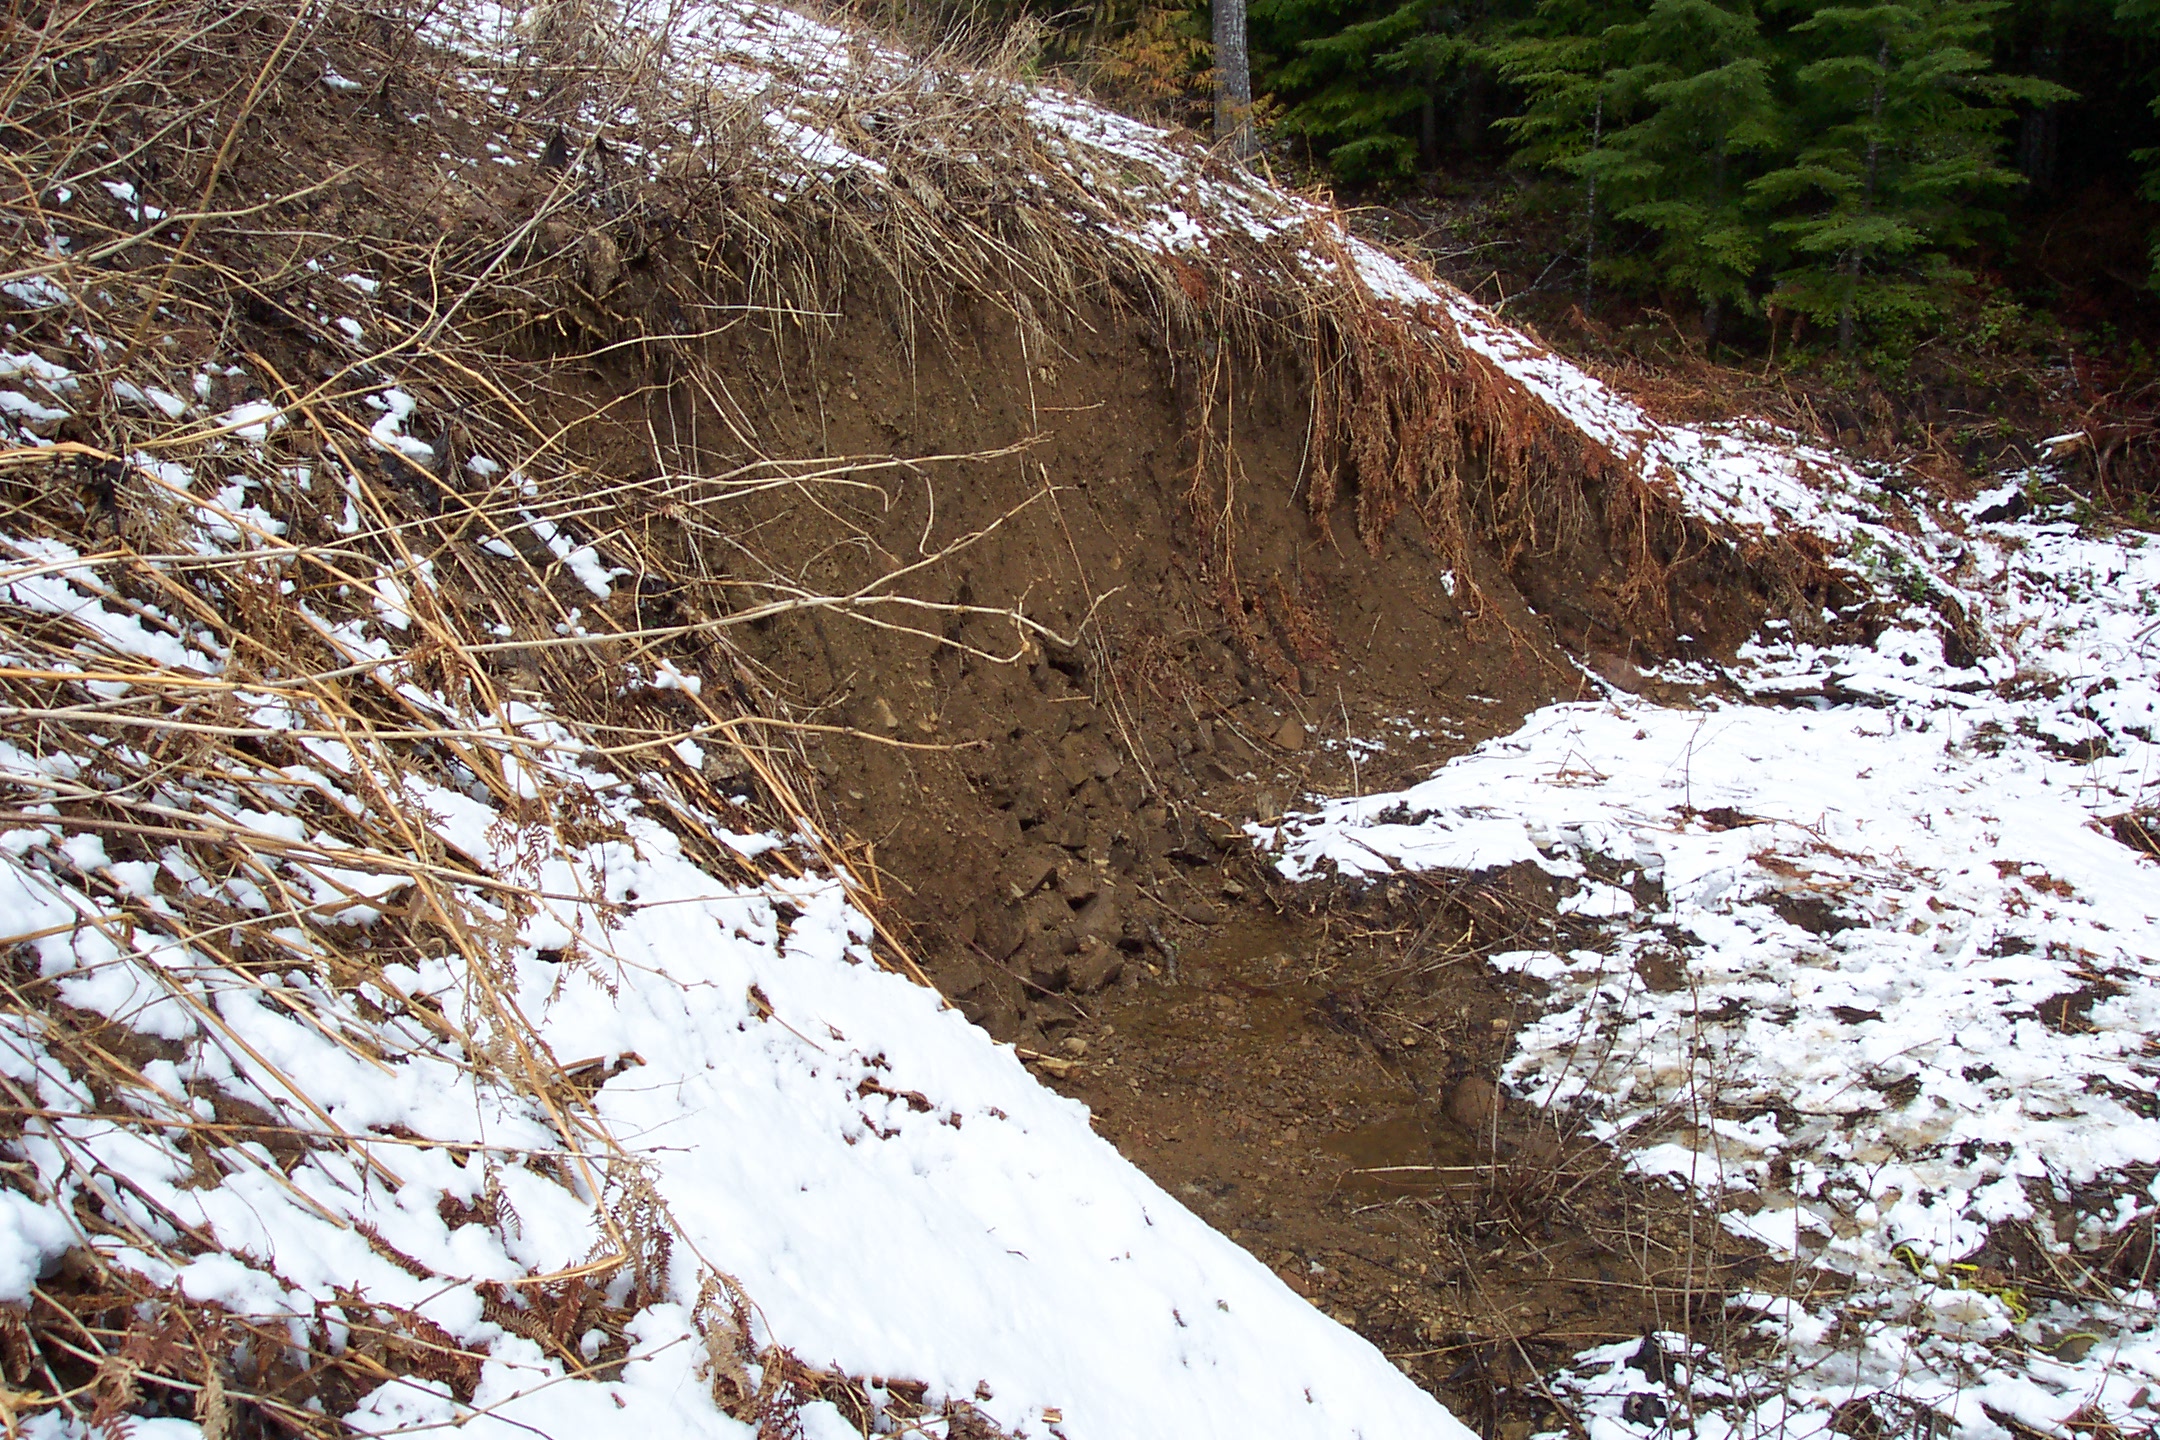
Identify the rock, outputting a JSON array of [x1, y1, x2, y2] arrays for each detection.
[[582, 230, 622, 296], [1083, 823, 1113, 866], [1589, 650, 1645, 694], [1057, 865, 1099, 905], [1180, 902, 1221, 926], [1068, 937, 1123, 993], [973, 904, 1026, 959], [1272, 718, 1307, 752], [1072, 890, 1119, 939], [941, 955, 987, 996], [1020, 892, 1071, 937], [1092, 751, 1122, 781], [1023, 942, 1070, 993], [869, 695, 901, 730], [1060, 1036, 1090, 1058], [1219, 878, 1246, 899], [1056, 735, 1099, 789], [1446, 1074, 1500, 1133], [1005, 849, 1059, 900], [1171, 831, 1222, 865]]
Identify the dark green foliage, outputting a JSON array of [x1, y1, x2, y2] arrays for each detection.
[[1219, 0, 2158, 345], [1252, 0, 1527, 181], [1603, 0, 1779, 329], [1492, 0, 2072, 343], [1252, 0, 1435, 179], [984, 0, 2158, 338], [1500, 0, 1778, 327], [1750, 0, 2070, 346], [2120, 0, 2160, 279]]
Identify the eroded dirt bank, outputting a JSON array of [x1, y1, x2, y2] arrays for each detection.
[[531, 290, 1779, 1427]]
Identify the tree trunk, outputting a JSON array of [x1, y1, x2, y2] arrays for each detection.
[[1214, 0, 1255, 162], [1841, 40, 1891, 353], [1582, 95, 1602, 304]]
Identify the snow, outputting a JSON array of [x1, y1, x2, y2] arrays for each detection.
[[1257, 497, 2160, 1437], [4, 3, 2154, 1437]]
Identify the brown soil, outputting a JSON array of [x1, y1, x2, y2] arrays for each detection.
[[539, 291, 1774, 1429]]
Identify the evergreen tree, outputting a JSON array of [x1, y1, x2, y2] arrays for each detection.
[[1491, 0, 1648, 292], [1253, 0, 1438, 178], [1252, 0, 1526, 181], [1596, 0, 1780, 336], [1749, 0, 2070, 347], [1497, 0, 1776, 333], [2118, 0, 2160, 282]]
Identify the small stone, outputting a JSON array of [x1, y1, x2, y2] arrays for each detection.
[[1589, 650, 1646, 694], [1180, 902, 1221, 926], [1069, 938, 1123, 993], [1091, 751, 1122, 781], [1272, 718, 1307, 752], [1024, 944, 1071, 993], [1005, 850, 1059, 900], [582, 230, 622, 295], [1073, 890, 1119, 939], [1446, 1074, 1499, 1132], [1020, 892, 1070, 936], [1220, 878, 1246, 899], [1061, 1036, 1089, 1058]]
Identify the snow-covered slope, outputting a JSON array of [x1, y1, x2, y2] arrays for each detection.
[[3, 2, 2152, 1438]]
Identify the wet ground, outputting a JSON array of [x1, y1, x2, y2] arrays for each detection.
[[1022, 889, 1768, 1432]]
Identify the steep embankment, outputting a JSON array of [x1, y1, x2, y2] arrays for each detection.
[[4, 1, 2149, 1439]]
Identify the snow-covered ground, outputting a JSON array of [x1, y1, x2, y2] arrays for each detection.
[[0, 353, 1465, 1437], [1262, 495, 2160, 1439]]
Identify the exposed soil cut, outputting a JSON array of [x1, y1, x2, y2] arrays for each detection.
[[1, 12, 1791, 1419], [524, 291, 1782, 1428]]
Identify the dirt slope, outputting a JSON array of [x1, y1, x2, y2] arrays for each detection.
[[0, 0, 1810, 1422], [526, 287, 1779, 1425]]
